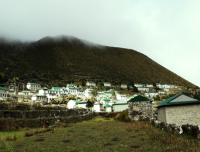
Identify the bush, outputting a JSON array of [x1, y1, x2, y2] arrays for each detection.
[[116, 110, 130, 122]]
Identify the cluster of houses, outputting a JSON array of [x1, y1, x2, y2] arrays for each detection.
[[0, 81, 179, 112]]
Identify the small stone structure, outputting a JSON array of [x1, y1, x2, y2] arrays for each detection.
[[128, 101, 153, 121]]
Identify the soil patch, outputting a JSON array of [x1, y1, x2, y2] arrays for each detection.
[[63, 140, 71, 143], [112, 138, 119, 141], [131, 144, 141, 148], [104, 143, 112, 146], [35, 139, 45, 142]]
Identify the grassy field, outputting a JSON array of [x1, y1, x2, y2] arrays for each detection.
[[1, 117, 200, 152]]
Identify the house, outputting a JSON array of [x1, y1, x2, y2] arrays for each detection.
[[111, 100, 128, 112], [94, 102, 103, 112], [156, 93, 200, 125], [86, 81, 96, 87], [104, 82, 111, 87], [67, 85, 77, 95], [67, 84, 77, 88], [100, 99, 111, 106], [121, 84, 127, 89], [104, 104, 113, 112], [158, 90, 167, 94], [116, 94, 127, 101], [85, 89, 93, 98], [164, 88, 170, 92], [137, 87, 149, 92], [9, 85, 15, 90], [135, 83, 145, 87], [77, 101, 88, 109], [102, 91, 112, 98], [145, 92, 159, 98], [27, 83, 41, 91], [67, 100, 79, 109], [31, 94, 47, 102], [0, 86, 8, 98], [146, 84, 153, 87], [38, 87, 48, 95]]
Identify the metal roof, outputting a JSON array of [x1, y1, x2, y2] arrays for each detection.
[[104, 104, 113, 108], [156, 93, 200, 108], [128, 95, 150, 102]]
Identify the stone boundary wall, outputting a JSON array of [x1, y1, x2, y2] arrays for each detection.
[[150, 119, 200, 140], [128, 101, 153, 121]]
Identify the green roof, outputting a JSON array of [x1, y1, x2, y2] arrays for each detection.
[[111, 89, 117, 91], [156, 93, 200, 108], [72, 100, 79, 103], [48, 89, 59, 92], [78, 89, 84, 92], [0, 86, 8, 91], [104, 104, 113, 108], [128, 95, 150, 102], [39, 87, 48, 90], [103, 99, 111, 101], [28, 83, 40, 85]]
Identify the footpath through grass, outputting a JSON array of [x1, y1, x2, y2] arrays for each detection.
[[1, 117, 200, 152]]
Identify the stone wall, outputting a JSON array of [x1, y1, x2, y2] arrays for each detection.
[[150, 119, 200, 140], [128, 101, 153, 121], [158, 104, 200, 126]]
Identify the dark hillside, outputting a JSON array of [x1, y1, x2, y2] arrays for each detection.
[[0, 36, 196, 88]]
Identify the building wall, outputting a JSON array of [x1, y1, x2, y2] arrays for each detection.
[[77, 103, 87, 109], [165, 104, 200, 125], [113, 104, 128, 112], [128, 101, 153, 121], [157, 107, 167, 123]]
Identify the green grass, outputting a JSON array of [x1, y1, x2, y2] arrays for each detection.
[[1, 117, 200, 152]]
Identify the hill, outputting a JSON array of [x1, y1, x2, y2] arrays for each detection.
[[0, 35, 197, 88]]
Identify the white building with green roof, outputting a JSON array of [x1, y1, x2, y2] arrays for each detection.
[[121, 84, 127, 89], [116, 93, 127, 101], [145, 92, 159, 98], [27, 82, 41, 91], [31, 94, 47, 102], [111, 100, 128, 112], [156, 93, 200, 125], [86, 81, 96, 87], [104, 82, 111, 87], [85, 89, 93, 98], [137, 87, 149, 92], [67, 100, 79, 109], [0, 86, 8, 98], [94, 102, 103, 112]]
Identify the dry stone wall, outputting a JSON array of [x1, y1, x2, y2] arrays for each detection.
[[150, 119, 200, 140], [128, 101, 153, 121]]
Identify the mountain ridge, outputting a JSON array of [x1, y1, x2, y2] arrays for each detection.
[[0, 35, 197, 88]]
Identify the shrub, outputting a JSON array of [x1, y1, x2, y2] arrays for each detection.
[[117, 110, 130, 122], [0, 139, 13, 152]]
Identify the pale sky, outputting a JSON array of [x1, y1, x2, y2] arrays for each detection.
[[0, 0, 200, 87]]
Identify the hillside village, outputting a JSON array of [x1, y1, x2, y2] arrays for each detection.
[[0, 80, 197, 114]]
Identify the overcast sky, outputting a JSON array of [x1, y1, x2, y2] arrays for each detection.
[[0, 0, 200, 87]]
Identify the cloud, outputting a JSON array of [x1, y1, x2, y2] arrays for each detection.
[[0, 0, 200, 86]]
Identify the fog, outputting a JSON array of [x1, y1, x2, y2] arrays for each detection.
[[0, 0, 200, 86]]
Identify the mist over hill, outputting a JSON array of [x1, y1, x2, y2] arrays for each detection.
[[0, 35, 196, 88]]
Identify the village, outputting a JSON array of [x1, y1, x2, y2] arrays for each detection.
[[0, 81, 194, 113]]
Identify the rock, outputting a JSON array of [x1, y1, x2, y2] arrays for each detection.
[[0, 104, 8, 110]]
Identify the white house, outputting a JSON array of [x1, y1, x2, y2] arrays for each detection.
[[137, 87, 149, 92], [158, 90, 167, 94], [67, 100, 79, 109], [146, 84, 153, 87], [116, 94, 127, 101], [104, 104, 113, 112], [104, 82, 111, 87], [135, 83, 145, 87], [86, 81, 96, 87], [38, 87, 48, 95], [112, 100, 128, 112], [77, 101, 88, 109], [31, 94, 47, 102], [100, 99, 111, 106], [27, 82, 41, 91], [102, 91, 112, 98], [121, 84, 127, 89], [145, 92, 159, 98], [156, 93, 200, 125], [94, 102, 103, 112], [67, 86, 77, 95], [0, 86, 8, 98], [67, 84, 77, 88], [85, 89, 93, 98]]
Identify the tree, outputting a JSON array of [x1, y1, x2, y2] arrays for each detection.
[[81, 79, 86, 86], [13, 77, 19, 86], [91, 89, 97, 97], [111, 89, 115, 96], [86, 100, 94, 109], [97, 83, 102, 91], [0, 74, 8, 83]]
